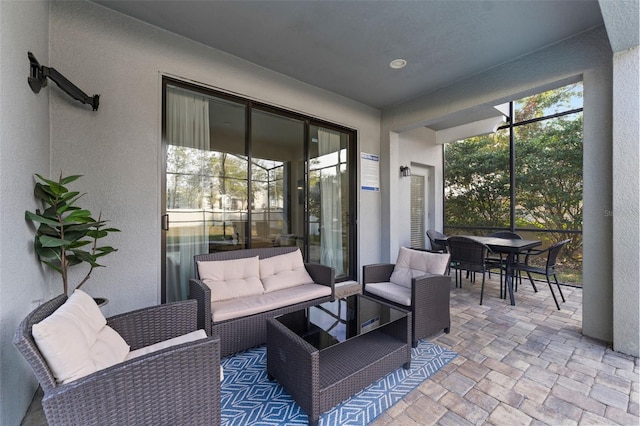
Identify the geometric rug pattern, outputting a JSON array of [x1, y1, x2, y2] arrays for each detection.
[[220, 340, 457, 425]]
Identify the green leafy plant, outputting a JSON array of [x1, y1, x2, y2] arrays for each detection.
[[25, 173, 120, 295]]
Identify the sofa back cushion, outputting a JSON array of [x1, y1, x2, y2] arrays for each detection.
[[259, 249, 314, 292], [32, 290, 130, 384], [389, 247, 450, 288], [197, 256, 264, 302]]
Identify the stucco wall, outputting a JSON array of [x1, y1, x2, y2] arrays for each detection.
[[380, 26, 617, 345], [390, 126, 443, 258], [0, 1, 51, 424], [612, 45, 640, 355], [48, 0, 381, 317]]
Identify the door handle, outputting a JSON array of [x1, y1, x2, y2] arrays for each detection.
[[161, 214, 169, 231]]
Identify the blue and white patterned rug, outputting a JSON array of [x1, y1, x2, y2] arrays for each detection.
[[220, 340, 457, 425]]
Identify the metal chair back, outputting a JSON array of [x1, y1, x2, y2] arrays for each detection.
[[489, 231, 522, 240], [545, 239, 572, 272], [447, 236, 490, 273], [427, 229, 447, 252]]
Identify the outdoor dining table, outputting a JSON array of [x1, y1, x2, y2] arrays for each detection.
[[464, 236, 541, 306], [436, 235, 542, 306]]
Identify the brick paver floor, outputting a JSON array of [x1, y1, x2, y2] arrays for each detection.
[[372, 275, 640, 426]]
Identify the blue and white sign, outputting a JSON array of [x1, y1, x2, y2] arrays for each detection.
[[361, 152, 380, 191]]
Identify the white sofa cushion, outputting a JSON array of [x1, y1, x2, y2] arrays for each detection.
[[389, 247, 450, 288], [197, 256, 264, 302], [211, 283, 331, 322], [32, 290, 130, 384], [259, 249, 314, 293], [365, 282, 412, 306]]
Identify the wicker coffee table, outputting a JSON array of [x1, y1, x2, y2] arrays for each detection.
[[266, 295, 411, 425]]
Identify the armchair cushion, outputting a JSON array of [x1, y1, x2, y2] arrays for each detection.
[[126, 329, 207, 360], [390, 247, 450, 288], [259, 249, 314, 292], [197, 256, 264, 302], [32, 290, 130, 384], [365, 282, 411, 306]]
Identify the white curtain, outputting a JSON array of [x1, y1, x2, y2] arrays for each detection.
[[166, 86, 210, 151], [165, 87, 210, 302], [318, 128, 344, 276]]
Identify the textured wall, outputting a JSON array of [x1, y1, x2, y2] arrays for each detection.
[[390, 126, 442, 258], [0, 1, 51, 424], [612, 46, 640, 356], [48, 0, 381, 318]]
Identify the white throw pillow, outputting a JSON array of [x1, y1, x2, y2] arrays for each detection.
[[389, 247, 450, 289], [32, 290, 130, 384], [32, 304, 96, 384], [90, 325, 131, 371], [259, 249, 314, 292], [197, 256, 264, 302]]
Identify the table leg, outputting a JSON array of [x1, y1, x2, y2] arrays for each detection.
[[505, 253, 516, 305]]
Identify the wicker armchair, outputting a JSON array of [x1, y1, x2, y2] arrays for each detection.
[[14, 295, 221, 426], [362, 249, 451, 347]]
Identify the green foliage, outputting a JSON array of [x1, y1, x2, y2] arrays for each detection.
[[25, 173, 120, 295], [445, 83, 583, 268], [444, 131, 510, 228]]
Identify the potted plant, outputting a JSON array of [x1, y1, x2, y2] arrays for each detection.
[[25, 173, 119, 299]]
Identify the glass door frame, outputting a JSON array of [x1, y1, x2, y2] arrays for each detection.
[[161, 76, 358, 302]]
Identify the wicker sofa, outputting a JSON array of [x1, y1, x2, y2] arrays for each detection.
[[14, 293, 221, 425], [190, 246, 335, 357], [362, 247, 451, 347]]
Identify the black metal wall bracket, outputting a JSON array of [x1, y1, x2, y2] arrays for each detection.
[[28, 52, 100, 111]]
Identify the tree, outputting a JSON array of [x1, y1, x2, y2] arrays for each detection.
[[444, 131, 510, 229], [444, 83, 583, 267]]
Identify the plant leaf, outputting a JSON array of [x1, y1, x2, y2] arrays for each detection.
[[59, 174, 83, 185], [38, 235, 70, 248], [26, 211, 61, 227], [41, 260, 63, 274], [95, 246, 117, 256], [101, 227, 121, 233]]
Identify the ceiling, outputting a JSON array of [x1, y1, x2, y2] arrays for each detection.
[[94, 0, 604, 116]]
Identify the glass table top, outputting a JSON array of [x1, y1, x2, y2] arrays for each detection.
[[275, 294, 407, 350]]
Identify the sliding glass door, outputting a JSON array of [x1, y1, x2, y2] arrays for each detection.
[[250, 109, 305, 250], [164, 84, 248, 302], [308, 125, 351, 278], [162, 78, 356, 302]]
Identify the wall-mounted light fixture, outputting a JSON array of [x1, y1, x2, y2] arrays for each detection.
[[400, 165, 411, 177]]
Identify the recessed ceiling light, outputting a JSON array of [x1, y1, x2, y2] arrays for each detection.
[[390, 59, 407, 69]]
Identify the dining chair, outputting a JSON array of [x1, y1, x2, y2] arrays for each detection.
[[426, 229, 448, 253], [447, 236, 494, 305], [512, 239, 571, 310], [485, 231, 523, 297]]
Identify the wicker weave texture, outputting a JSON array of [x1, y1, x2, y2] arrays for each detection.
[[191, 247, 336, 357], [266, 296, 411, 425], [362, 263, 451, 347], [14, 296, 221, 425]]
